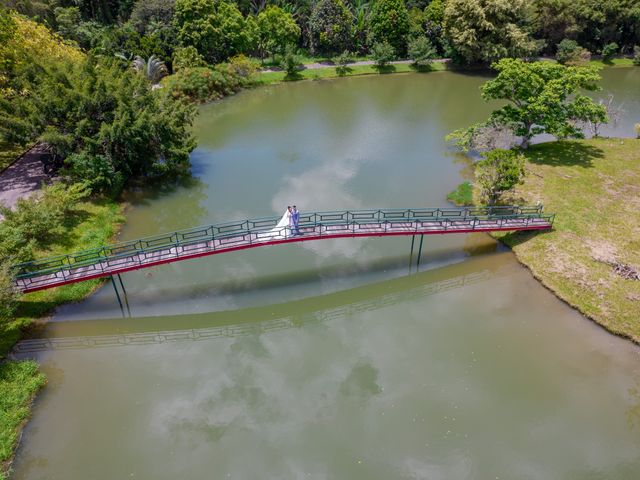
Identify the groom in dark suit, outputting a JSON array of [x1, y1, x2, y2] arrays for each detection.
[[292, 206, 300, 235]]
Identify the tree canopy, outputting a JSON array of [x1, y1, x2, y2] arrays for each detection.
[[174, 0, 257, 64], [257, 5, 300, 59], [443, 0, 538, 64], [0, 14, 196, 196], [482, 59, 607, 147], [449, 59, 609, 150], [368, 0, 410, 55], [307, 0, 354, 55]]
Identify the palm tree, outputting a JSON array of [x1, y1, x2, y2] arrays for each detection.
[[132, 55, 168, 85]]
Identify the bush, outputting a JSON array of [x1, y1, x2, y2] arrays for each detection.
[[164, 65, 248, 103], [601, 42, 618, 63], [172, 46, 206, 72], [371, 41, 395, 69], [223, 54, 259, 80], [447, 181, 474, 206], [556, 39, 591, 65], [408, 36, 436, 67], [475, 149, 526, 205], [279, 45, 302, 78], [332, 50, 353, 76], [0, 182, 90, 263], [634, 46, 640, 66]]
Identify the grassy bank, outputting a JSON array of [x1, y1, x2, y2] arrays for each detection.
[[0, 361, 45, 480], [494, 138, 640, 342], [257, 61, 447, 84], [256, 57, 635, 85], [0, 198, 124, 479]]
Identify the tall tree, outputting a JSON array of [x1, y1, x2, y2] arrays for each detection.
[[368, 0, 410, 55], [531, 0, 579, 53], [308, 0, 354, 55], [451, 59, 608, 149], [257, 5, 301, 59], [443, 0, 538, 64], [174, 0, 257, 63]]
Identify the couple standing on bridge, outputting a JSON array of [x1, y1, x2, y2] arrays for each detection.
[[272, 205, 300, 237]]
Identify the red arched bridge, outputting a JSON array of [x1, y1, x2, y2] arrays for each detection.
[[13, 206, 554, 293]]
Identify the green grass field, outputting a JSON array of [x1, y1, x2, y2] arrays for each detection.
[[495, 138, 640, 342]]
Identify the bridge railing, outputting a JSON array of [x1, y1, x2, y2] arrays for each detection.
[[12, 206, 553, 287]]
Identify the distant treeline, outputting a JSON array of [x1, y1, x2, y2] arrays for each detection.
[[2, 0, 639, 67]]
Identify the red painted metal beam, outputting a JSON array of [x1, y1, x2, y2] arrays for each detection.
[[19, 224, 551, 293]]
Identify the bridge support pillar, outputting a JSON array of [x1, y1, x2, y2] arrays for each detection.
[[110, 275, 125, 317], [409, 235, 416, 269], [416, 234, 425, 269], [117, 273, 131, 317]]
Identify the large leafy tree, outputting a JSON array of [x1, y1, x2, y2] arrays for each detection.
[[129, 0, 176, 32], [443, 0, 538, 64], [452, 59, 608, 149], [531, 0, 579, 54], [0, 55, 196, 195], [174, 0, 257, 63], [531, 0, 640, 53], [1, 9, 85, 100], [368, 0, 410, 55], [308, 0, 354, 55], [257, 5, 301, 59]]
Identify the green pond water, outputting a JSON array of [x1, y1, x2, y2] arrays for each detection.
[[11, 69, 640, 480]]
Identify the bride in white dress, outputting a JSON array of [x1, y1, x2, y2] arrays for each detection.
[[259, 207, 292, 240]]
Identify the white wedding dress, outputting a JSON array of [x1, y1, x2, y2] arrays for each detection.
[[259, 209, 291, 241]]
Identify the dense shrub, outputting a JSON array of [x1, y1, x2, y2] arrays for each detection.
[[475, 149, 525, 205], [601, 42, 618, 62], [408, 36, 436, 66], [223, 54, 259, 79], [556, 39, 591, 65], [371, 41, 395, 68], [0, 182, 90, 263], [634, 46, 640, 66], [279, 45, 302, 78], [172, 46, 206, 71], [164, 64, 250, 103]]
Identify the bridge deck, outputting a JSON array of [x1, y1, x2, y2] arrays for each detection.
[[13, 207, 554, 293]]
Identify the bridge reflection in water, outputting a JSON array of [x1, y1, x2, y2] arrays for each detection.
[[15, 253, 515, 354]]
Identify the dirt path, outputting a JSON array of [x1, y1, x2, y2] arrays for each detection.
[[0, 144, 51, 211]]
